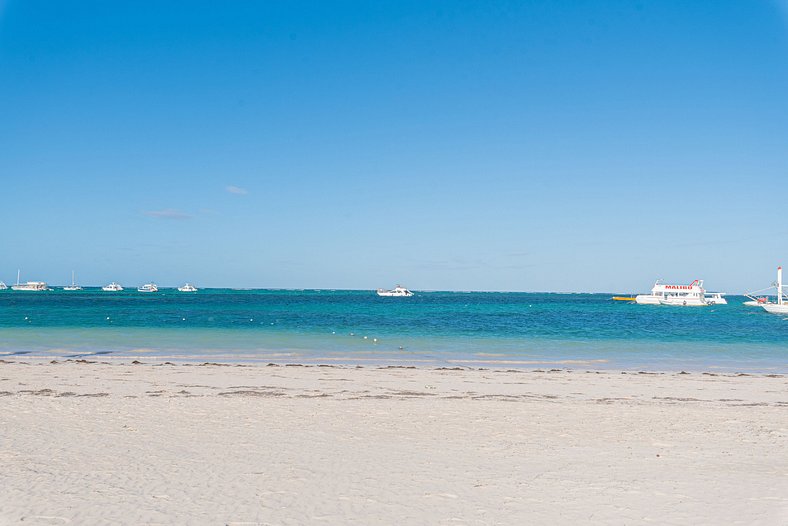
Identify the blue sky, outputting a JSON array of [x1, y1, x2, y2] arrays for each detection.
[[1, 0, 787, 292]]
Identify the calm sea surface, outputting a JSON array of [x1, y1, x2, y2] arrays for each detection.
[[1, 289, 786, 372]]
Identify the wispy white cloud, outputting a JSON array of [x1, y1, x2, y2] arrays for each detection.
[[226, 185, 248, 195], [143, 208, 192, 220]]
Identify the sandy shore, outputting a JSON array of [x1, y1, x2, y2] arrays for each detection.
[[1, 360, 786, 525]]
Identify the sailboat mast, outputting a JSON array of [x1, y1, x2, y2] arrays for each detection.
[[778, 266, 783, 306], [16, 269, 20, 286]]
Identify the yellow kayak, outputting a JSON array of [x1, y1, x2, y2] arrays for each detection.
[[612, 296, 636, 302]]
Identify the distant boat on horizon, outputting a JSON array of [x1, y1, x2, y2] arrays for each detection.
[[376, 285, 413, 297], [178, 283, 198, 292], [137, 282, 158, 293], [63, 270, 83, 291], [0, 281, 6, 290], [11, 270, 49, 291], [102, 282, 123, 292]]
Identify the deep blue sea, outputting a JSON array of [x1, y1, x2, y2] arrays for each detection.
[[1, 289, 786, 372]]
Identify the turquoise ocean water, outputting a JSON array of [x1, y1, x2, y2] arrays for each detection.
[[1, 289, 786, 372]]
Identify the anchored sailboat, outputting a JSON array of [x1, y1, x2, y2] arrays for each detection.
[[63, 271, 83, 291], [747, 267, 788, 315]]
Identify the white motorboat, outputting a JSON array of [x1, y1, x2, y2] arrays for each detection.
[[0, 281, 6, 290], [177, 283, 198, 292], [11, 270, 49, 291], [704, 292, 727, 305], [102, 282, 124, 292], [63, 270, 83, 291], [747, 267, 788, 315], [376, 285, 413, 297], [138, 282, 158, 293], [635, 279, 724, 307]]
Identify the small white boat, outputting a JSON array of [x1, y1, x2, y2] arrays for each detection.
[[63, 271, 83, 291], [177, 283, 198, 292], [11, 270, 49, 291], [376, 285, 413, 297], [102, 282, 124, 292], [704, 292, 727, 305], [137, 282, 158, 293], [748, 267, 788, 315], [0, 281, 6, 290], [636, 279, 724, 307]]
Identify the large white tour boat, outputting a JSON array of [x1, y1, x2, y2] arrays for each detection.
[[102, 282, 124, 292], [137, 282, 158, 293], [746, 266, 788, 315], [376, 285, 414, 297], [11, 270, 49, 291], [177, 283, 198, 292], [635, 279, 726, 307]]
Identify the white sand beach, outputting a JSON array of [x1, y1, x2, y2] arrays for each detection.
[[1, 360, 786, 525]]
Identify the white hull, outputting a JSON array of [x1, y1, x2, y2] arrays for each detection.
[[637, 295, 711, 306], [635, 295, 660, 305], [658, 298, 707, 307], [762, 304, 788, 315], [102, 283, 123, 292], [11, 282, 49, 291], [178, 284, 198, 292], [138, 283, 158, 293]]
